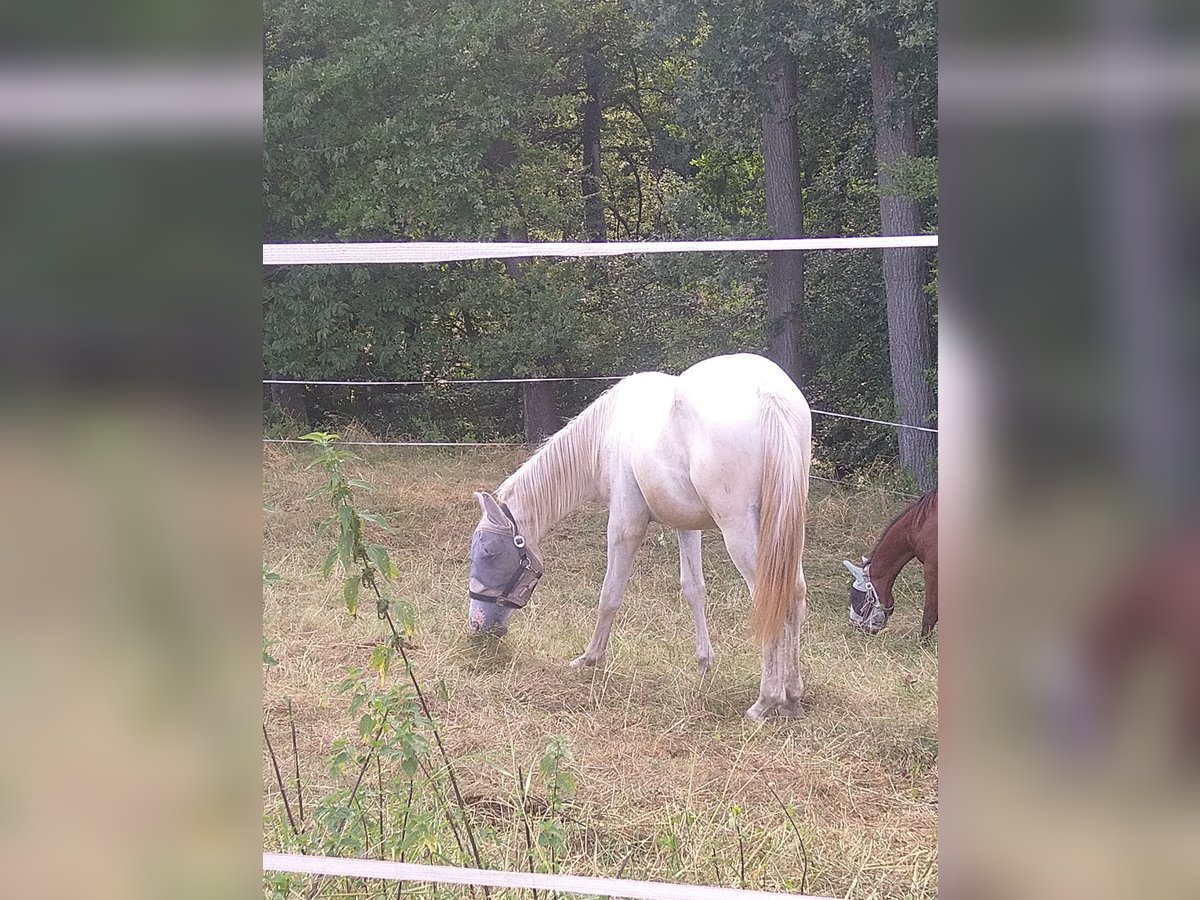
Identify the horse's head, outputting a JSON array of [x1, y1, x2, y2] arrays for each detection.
[[843, 557, 888, 633], [466, 491, 543, 637]]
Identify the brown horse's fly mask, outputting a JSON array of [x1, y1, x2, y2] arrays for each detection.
[[842, 557, 889, 633], [467, 492, 544, 636]]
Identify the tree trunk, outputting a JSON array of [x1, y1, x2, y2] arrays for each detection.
[[501, 223, 560, 446], [761, 50, 806, 385], [869, 29, 937, 490], [270, 379, 308, 427], [581, 44, 606, 242], [521, 380, 558, 446]]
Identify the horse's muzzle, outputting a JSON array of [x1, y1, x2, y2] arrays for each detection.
[[467, 596, 514, 637], [848, 596, 888, 633]]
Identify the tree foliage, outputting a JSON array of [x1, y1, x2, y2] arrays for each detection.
[[264, 0, 937, 477]]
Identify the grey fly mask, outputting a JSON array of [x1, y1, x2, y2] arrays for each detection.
[[843, 557, 888, 633], [467, 493, 543, 636]]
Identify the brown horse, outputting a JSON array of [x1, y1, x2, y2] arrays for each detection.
[[1058, 527, 1200, 760], [842, 489, 938, 637]]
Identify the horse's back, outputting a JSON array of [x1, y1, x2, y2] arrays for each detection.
[[677, 354, 806, 421], [672, 354, 807, 452], [625, 354, 809, 528]]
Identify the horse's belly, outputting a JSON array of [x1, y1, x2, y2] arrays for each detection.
[[630, 443, 715, 530], [640, 478, 715, 530]]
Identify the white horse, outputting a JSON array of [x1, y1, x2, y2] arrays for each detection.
[[465, 353, 812, 720]]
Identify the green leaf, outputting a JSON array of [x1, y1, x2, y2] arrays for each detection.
[[391, 598, 415, 635], [359, 510, 392, 531], [369, 643, 392, 682], [321, 546, 340, 578], [366, 544, 398, 580], [359, 713, 375, 740], [536, 821, 565, 849], [347, 479, 374, 492], [299, 431, 339, 445], [344, 575, 361, 616], [315, 515, 334, 542], [338, 505, 359, 558], [337, 529, 355, 571], [556, 771, 577, 797]]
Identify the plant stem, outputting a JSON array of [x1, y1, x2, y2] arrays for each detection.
[[289, 698, 305, 825], [396, 779, 413, 899], [363, 558, 488, 887], [417, 755, 468, 860], [377, 754, 385, 855], [767, 783, 809, 895], [264, 723, 298, 834], [735, 817, 746, 889], [304, 712, 390, 900], [516, 765, 540, 900]]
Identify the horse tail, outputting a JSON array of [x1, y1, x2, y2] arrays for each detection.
[[751, 389, 811, 644]]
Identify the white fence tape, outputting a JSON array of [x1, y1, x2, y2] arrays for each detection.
[[263, 852, 831, 900], [263, 235, 937, 265]]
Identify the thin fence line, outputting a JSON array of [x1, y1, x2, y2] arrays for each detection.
[[809, 409, 938, 433], [263, 234, 938, 265], [264, 376, 622, 385], [263, 437, 920, 497], [263, 852, 831, 900], [810, 473, 919, 500], [264, 438, 516, 447], [262, 378, 936, 433]]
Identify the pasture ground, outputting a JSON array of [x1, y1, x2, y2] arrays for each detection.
[[263, 443, 937, 899]]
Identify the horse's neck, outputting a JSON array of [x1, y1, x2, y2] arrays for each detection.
[[869, 513, 918, 592], [496, 400, 610, 542]]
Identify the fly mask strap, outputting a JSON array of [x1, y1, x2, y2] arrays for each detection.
[[469, 502, 544, 609], [849, 563, 883, 627]]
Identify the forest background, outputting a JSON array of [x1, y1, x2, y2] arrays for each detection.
[[263, 0, 938, 488]]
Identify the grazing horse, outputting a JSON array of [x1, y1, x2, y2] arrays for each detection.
[[842, 488, 938, 637], [465, 353, 812, 721], [1057, 528, 1200, 761]]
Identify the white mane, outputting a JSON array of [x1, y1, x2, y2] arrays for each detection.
[[496, 386, 619, 538]]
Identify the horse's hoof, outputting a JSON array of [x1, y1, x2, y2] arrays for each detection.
[[744, 702, 770, 722], [569, 654, 597, 668], [696, 654, 713, 677]]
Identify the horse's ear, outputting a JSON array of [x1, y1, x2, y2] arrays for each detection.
[[842, 560, 864, 579], [861, 555, 870, 565], [474, 491, 508, 526]]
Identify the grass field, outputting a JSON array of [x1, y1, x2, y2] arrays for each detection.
[[262, 443, 937, 899]]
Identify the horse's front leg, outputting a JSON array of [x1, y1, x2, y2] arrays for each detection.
[[920, 563, 938, 639], [678, 529, 714, 676], [570, 507, 650, 668]]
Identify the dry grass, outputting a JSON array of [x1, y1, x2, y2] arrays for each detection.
[[262, 444, 937, 899]]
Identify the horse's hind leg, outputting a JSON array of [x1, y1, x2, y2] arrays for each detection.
[[678, 529, 714, 676], [570, 503, 650, 669], [720, 519, 789, 720], [780, 571, 807, 713]]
